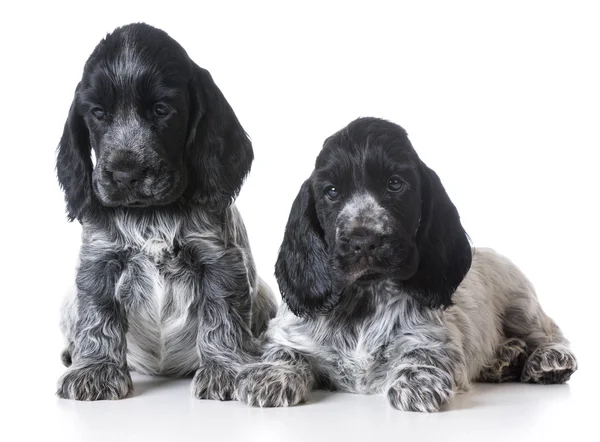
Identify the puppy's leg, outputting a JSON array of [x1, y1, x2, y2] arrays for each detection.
[[59, 286, 78, 367], [387, 322, 462, 412], [189, 245, 258, 401], [250, 277, 278, 337], [478, 337, 528, 382], [236, 344, 315, 407], [503, 284, 577, 384], [57, 251, 132, 400], [517, 315, 577, 384]]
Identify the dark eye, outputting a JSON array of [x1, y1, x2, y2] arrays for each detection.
[[325, 185, 340, 201], [153, 103, 171, 118], [387, 177, 405, 192], [91, 107, 105, 120]]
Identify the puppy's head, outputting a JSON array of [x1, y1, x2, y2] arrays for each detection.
[[276, 118, 472, 317], [57, 23, 252, 221]]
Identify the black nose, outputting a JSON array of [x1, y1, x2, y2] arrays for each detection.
[[349, 229, 382, 256], [109, 167, 144, 187]]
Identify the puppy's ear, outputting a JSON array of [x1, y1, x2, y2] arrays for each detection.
[[403, 162, 472, 308], [56, 86, 94, 223], [186, 65, 253, 211], [276, 180, 339, 317]]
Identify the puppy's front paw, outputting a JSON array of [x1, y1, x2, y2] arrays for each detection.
[[387, 365, 453, 412], [57, 363, 132, 401], [192, 363, 236, 401], [236, 363, 309, 407]]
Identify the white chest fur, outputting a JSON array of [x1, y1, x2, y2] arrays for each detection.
[[111, 217, 199, 376]]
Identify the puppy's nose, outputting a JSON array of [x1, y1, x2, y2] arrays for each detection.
[[349, 229, 382, 256], [109, 167, 144, 187]]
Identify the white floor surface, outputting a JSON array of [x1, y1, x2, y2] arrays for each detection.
[[7, 365, 597, 442]]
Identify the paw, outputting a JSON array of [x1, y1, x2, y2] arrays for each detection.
[[236, 363, 309, 407], [387, 365, 454, 412], [57, 363, 132, 401], [521, 344, 577, 384], [478, 338, 528, 383], [61, 348, 72, 367], [192, 363, 237, 401]]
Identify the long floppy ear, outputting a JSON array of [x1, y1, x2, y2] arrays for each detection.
[[275, 180, 339, 317], [186, 65, 253, 211], [56, 86, 94, 223], [401, 162, 472, 308]]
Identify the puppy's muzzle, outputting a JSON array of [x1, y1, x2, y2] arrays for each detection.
[[338, 227, 385, 264], [104, 149, 147, 190], [346, 227, 382, 257], [106, 164, 146, 189]]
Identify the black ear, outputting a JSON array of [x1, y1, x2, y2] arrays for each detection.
[[275, 180, 339, 317], [56, 86, 94, 223], [186, 65, 253, 211], [401, 162, 472, 308]]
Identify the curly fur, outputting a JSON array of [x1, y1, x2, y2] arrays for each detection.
[[56, 23, 277, 401], [236, 118, 577, 412]]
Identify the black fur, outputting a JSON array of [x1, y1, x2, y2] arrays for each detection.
[[56, 23, 252, 222], [275, 117, 472, 316], [56, 23, 276, 402]]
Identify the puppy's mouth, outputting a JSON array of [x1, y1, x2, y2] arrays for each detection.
[[93, 168, 187, 208], [353, 270, 387, 285], [122, 201, 150, 208]]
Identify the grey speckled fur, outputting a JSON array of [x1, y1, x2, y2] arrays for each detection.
[[237, 248, 577, 411], [58, 205, 277, 401], [237, 118, 577, 412]]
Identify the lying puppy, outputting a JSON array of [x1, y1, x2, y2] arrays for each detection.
[[236, 117, 577, 411], [56, 23, 276, 401]]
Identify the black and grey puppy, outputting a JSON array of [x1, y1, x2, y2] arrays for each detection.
[[56, 23, 276, 401], [236, 117, 577, 411]]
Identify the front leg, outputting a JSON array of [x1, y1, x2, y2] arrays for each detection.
[[236, 344, 315, 407], [189, 245, 258, 401], [57, 250, 132, 401], [386, 326, 461, 412]]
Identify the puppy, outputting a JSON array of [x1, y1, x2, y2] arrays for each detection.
[[236, 117, 577, 411], [56, 23, 277, 401]]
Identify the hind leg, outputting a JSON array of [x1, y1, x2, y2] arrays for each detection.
[[250, 277, 278, 337], [59, 287, 78, 367], [521, 344, 577, 384], [479, 338, 528, 382], [503, 287, 577, 384]]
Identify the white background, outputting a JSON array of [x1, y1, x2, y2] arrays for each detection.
[[1, 1, 599, 441]]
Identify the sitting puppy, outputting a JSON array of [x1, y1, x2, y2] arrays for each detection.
[[56, 23, 276, 401], [236, 117, 577, 411]]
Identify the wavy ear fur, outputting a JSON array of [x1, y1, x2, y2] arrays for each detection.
[[186, 65, 253, 211], [56, 86, 94, 223], [401, 162, 472, 308], [275, 180, 339, 317]]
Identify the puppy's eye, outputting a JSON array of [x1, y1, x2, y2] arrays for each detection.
[[325, 185, 340, 201], [387, 177, 405, 192], [91, 107, 105, 120], [153, 103, 171, 118]]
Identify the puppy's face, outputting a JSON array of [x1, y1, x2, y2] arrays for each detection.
[[312, 136, 422, 285], [276, 118, 472, 317], [79, 28, 192, 207], [58, 23, 253, 221]]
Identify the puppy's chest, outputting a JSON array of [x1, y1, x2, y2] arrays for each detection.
[[323, 316, 399, 393], [122, 235, 185, 312], [111, 222, 193, 327]]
